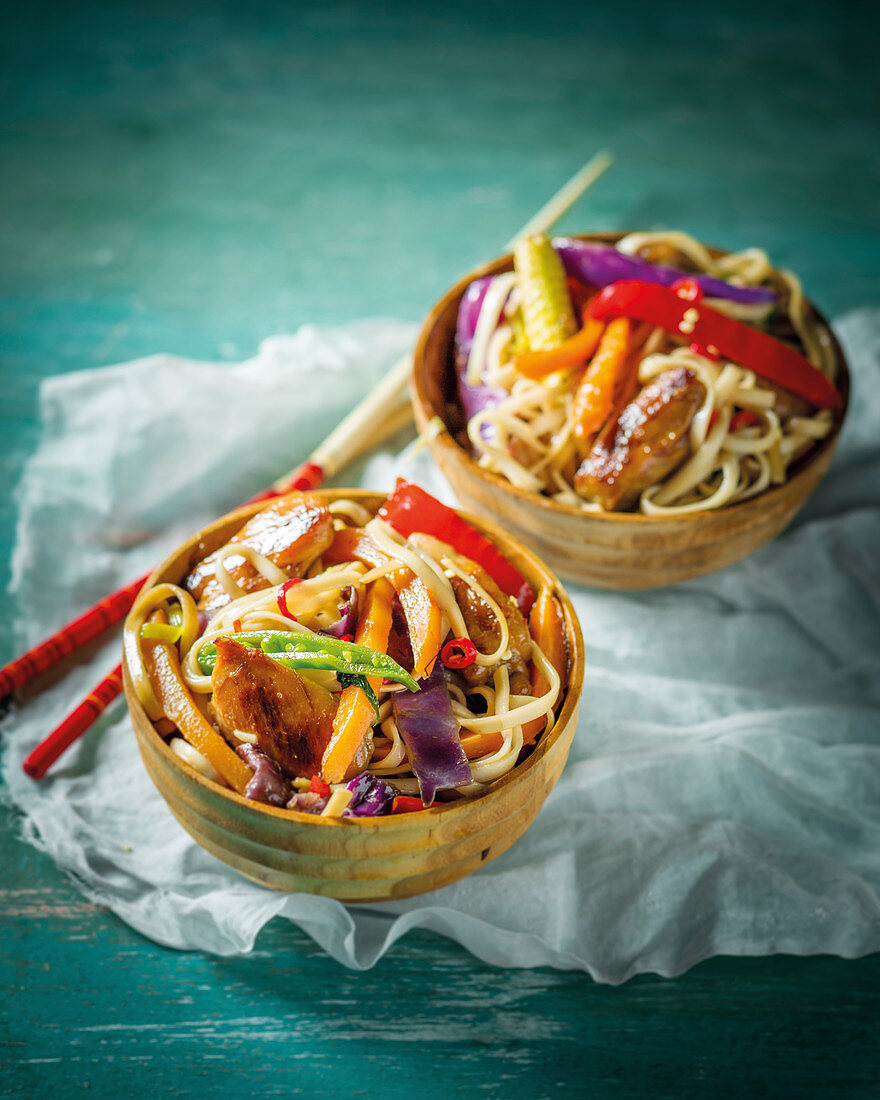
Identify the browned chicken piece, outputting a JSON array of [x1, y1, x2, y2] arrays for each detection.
[[210, 638, 338, 779], [453, 573, 532, 695], [575, 367, 706, 511], [185, 494, 333, 611]]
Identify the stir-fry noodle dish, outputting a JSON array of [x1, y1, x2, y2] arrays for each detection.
[[454, 231, 842, 515], [125, 482, 570, 819]]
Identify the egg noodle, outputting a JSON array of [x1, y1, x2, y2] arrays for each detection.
[[124, 506, 560, 801], [466, 231, 837, 515]]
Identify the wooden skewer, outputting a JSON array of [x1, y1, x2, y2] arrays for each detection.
[[19, 151, 613, 779]]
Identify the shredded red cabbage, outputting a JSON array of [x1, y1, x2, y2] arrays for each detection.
[[455, 276, 507, 440], [392, 659, 471, 805], [552, 239, 778, 306], [346, 772, 395, 816], [236, 743, 292, 807]]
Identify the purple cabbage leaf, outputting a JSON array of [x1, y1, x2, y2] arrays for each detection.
[[236, 743, 292, 808], [454, 276, 507, 440], [322, 586, 359, 640], [346, 772, 395, 817], [552, 238, 777, 306], [392, 659, 471, 805]]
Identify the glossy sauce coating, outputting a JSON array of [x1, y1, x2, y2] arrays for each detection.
[[575, 367, 706, 510]]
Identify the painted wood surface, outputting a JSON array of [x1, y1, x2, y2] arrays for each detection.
[[2, 0, 879, 1095]]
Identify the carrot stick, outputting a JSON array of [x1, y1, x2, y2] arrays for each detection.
[[321, 577, 395, 784], [514, 317, 605, 380], [570, 316, 632, 448], [142, 635, 253, 795], [324, 528, 442, 680], [459, 731, 505, 759], [395, 577, 443, 680], [323, 526, 386, 568], [371, 730, 504, 766], [522, 588, 567, 746]]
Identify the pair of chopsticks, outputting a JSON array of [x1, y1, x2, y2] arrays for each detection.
[[11, 150, 614, 780]]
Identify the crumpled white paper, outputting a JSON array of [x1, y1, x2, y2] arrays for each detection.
[[3, 312, 880, 982]]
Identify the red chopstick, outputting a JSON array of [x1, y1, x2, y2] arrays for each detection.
[[22, 666, 125, 779], [0, 575, 148, 700], [19, 459, 329, 779]]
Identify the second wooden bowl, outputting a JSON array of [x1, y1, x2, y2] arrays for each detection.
[[411, 233, 850, 589], [123, 490, 585, 902]]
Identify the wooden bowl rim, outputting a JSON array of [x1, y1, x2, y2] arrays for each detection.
[[411, 231, 851, 526], [123, 488, 585, 830]]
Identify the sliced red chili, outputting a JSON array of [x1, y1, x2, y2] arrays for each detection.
[[277, 577, 304, 620], [309, 775, 331, 798], [441, 637, 478, 669]]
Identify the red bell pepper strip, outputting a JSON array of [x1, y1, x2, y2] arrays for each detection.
[[730, 409, 762, 432], [587, 280, 840, 410], [309, 774, 331, 798], [391, 795, 432, 814], [378, 480, 536, 615]]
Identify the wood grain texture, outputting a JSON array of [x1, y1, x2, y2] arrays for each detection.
[[412, 234, 850, 590], [3, 818, 880, 1100], [123, 491, 584, 900]]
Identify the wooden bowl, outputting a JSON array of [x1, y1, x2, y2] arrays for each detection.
[[411, 233, 850, 589], [122, 490, 584, 902]]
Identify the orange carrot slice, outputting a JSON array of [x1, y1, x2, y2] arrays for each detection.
[[459, 731, 505, 759], [323, 526, 388, 570], [321, 577, 395, 784], [571, 316, 632, 447], [514, 317, 605, 380], [396, 576, 442, 680], [521, 588, 567, 746], [324, 527, 441, 680], [143, 636, 253, 795]]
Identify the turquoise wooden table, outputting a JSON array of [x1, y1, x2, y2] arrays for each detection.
[[2, 2, 879, 1095]]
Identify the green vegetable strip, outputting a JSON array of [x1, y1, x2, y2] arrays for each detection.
[[513, 234, 577, 352], [141, 621, 183, 643], [195, 629, 419, 691]]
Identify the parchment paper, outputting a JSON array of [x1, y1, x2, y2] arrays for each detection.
[[3, 312, 879, 981]]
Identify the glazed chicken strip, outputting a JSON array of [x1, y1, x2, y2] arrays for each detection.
[[575, 366, 706, 511], [185, 494, 333, 610], [210, 638, 337, 779]]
